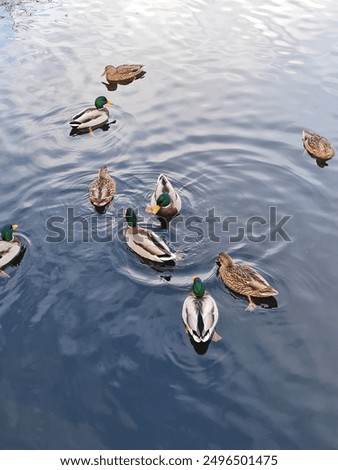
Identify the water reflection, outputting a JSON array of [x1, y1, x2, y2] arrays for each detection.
[[91, 204, 109, 215], [315, 159, 329, 168], [227, 289, 278, 310], [126, 249, 177, 273], [188, 334, 212, 355], [0, 0, 58, 35], [1, 0, 338, 451]]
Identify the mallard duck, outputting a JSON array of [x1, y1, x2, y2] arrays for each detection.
[[302, 130, 335, 162], [69, 96, 113, 132], [145, 174, 182, 227], [101, 64, 145, 82], [182, 277, 221, 343], [0, 224, 20, 278], [125, 208, 177, 264], [89, 166, 116, 208], [216, 252, 278, 311]]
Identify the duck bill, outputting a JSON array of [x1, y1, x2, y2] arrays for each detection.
[[152, 205, 161, 215], [106, 100, 113, 105], [11, 224, 19, 230]]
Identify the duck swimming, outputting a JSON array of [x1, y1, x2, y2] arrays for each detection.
[[69, 96, 113, 132], [101, 64, 145, 82], [146, 174, 181, 228], [89, 166, 116, 208], [124, 208, 177, 264], [181, 277, 221, 343], [0, 224, 21, 278], [302, 130, 335, 164], [216, 252, 278, 311]]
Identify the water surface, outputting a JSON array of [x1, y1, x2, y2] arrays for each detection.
[[0, 0, 338, 450]]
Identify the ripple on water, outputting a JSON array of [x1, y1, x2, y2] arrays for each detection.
[[111, 166, 224, 286], [1, 0, 338, 451]]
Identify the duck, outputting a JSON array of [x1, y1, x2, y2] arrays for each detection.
[[124, 208, 177, 264], [302, 130, 335, 163], [69, 96, 113, 132], [182, 277, 221, 343], [101, 64, 145, 82], [145, 174, 182, 228], [89, 166, 116, 208], [216, 252, 278, 311], [0, 224, 21, 278]]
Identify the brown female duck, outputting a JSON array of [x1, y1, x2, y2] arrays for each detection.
[[302, 130, 335, 162], [101, 64, 145, 82], [216, 252, 278, 311], [89, 166, 116, 208]]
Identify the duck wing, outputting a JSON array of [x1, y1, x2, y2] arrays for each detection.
[[239, 265, 278, 296], [0, 241, 21, 268], [70, 107, 109, 129], [303, 130, 335, 159], [114, 64, 144, 80], [126, 227, 175, 262], [89, 177, 116, 206], [182, 294, 219, 342]]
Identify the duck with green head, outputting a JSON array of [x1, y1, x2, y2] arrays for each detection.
[[181, 276, 221, 343], [145, 174, 181, 227], [69, 96, 113, 132], [124, 208, 177, 264], [0, 224, 21, 278]]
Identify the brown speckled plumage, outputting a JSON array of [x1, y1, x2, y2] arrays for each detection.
[[89, 166, 116, 207], [302, 130, 335, 161], [216, 252, 278, 311], [101, 64, 145, 82]]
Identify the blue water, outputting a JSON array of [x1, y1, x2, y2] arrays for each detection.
[[1, 0, 338, 450]]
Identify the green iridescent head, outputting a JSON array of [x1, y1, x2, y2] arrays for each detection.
[[0, 224, 18, 242], [151, 193, 171, 215], [125, 208, 137, 228], [157, 193, 171, 207], [192, 276, 205, 298], [94, 96, 112, 109]]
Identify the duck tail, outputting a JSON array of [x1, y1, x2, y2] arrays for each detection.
[[0, 270, 10, 278], [158, 174, 168, 183], [263, 286, 278, 296], [174, 251, 184, 261], [69, 121, 80, 129]]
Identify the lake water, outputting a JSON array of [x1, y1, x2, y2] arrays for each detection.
[[1, 0, 338, 450]]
